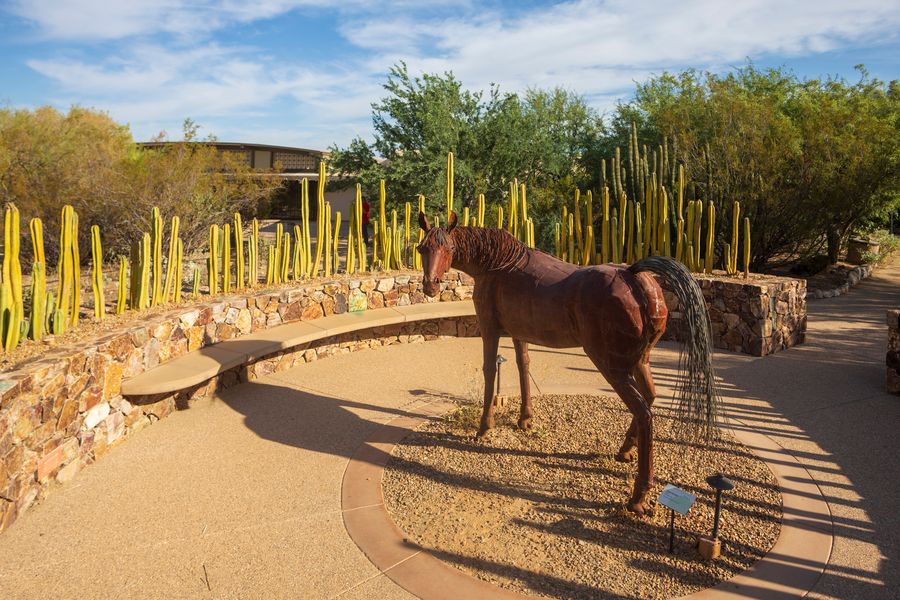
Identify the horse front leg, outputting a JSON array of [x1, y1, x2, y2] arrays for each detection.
[[477, 334, 500, 439], [513, 339, 533, 431], [608, 373, 654, 516]]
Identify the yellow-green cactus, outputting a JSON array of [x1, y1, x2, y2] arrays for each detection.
[[90, 225, 104, 320], [163, 216, 180, 302], [223, 223, 232, 293], [234, 213, 244, 289], [743, 217, 751, 277], [705, 201, 716, 274], [115, 257, 127, 315], [208, 224, 220, 295], [151, 207, 163, 307]]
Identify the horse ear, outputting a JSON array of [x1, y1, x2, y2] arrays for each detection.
[[446, 211, 458, 233], [418, 211, 431, 232]]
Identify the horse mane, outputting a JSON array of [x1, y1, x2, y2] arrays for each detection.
[[450, 226, 530, 272]]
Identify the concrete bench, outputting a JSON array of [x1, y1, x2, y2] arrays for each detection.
[[121, 300, 477, 397]]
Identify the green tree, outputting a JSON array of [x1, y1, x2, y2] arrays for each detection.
[[330, 62, 604, 229]]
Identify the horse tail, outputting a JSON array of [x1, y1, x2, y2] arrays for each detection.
[[629, 256, 720, 437]]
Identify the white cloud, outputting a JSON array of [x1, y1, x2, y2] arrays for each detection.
[[13, 0, 900, 148]]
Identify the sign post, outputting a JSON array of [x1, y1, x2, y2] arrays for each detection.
[[657, 484, 696, 554]]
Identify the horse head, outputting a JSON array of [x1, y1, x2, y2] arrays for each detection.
[[417, 211, 458, 297]]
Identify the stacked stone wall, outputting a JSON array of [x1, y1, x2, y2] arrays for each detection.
[[661, 273, 807, 356]]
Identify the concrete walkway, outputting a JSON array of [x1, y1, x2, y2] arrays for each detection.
[[0, 264, 897, 599]]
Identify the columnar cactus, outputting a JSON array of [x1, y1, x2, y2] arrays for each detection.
[[250, 218, 260, 286], [743, 217, 751, 277], [163, 216, 180, 302], [139, 233, 150, 309], [90, 225, 104, 320], [234, 213, 244, 289], [30, 261, 46, 340], [705, 201, 716, 274], [313, 161, 327, 277], [273, 222, 283, 284], [446, 152, 454, 218], [208, 224, 220, 295], [151, 207, 163, 307], [1, 204, 23, 350], [223, 223, 232, 293], [116, 257, 128, 314], [333, 211, 342, 274]]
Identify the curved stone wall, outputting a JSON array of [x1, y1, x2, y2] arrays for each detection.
[[0, 270, 473, 534]]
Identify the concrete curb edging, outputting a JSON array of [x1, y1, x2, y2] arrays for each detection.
[[341, 384, 833, 600]]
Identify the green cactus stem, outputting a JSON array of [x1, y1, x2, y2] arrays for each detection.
[[208, 224, 220, 295], [234, 213, 245, 289], [90, 225, 104, 320], [116, 257, 128, 314], [151, 207, 163, 307]]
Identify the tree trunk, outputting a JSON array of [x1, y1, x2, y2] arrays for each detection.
[[826, 227, 842, 264]]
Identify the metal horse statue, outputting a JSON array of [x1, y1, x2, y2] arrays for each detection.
[[417, 212, 719, 515]]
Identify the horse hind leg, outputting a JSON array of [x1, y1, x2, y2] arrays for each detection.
[[616, 361, 657, 463], [607, 371, 655, 516], [513, 339, 533, 431]]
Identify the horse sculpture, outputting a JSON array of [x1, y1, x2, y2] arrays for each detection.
[[417, 211, 719, 515]]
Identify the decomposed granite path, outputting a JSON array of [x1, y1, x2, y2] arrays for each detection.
[[0, 263, 897, 599]]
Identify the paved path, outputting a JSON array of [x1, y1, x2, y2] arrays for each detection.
[[0, 265, 897, 599]]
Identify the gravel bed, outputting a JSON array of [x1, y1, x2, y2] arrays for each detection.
[[383, 394, 781, 599]]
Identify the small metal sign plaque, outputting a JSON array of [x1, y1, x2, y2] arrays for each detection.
[[658, 484, 696, 516]]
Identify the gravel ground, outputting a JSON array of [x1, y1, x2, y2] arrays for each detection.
[[383, 394, 781, 600]]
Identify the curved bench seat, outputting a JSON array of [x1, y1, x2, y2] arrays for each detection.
[[120, 300, 477, 397]]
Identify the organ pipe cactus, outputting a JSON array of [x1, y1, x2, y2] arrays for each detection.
[[208, 224, 220, 295], [324, 202, 333, 278], [1, 204, 23, 350], [281, 234, 291, 283], [293, 225, 303, 282], [333, 211, 342, 274], [90, 225, 104, 320], [151, 207, 163, 307], [250, 218, 260, 286], [138, 233, 150, 309], [404, 202, 412, 266], [30, 261, 46, 340], [174, 238, 183, 303], [192, 267, 200, 297], [116, 257, 128, 314], [274, 222, 283, 284], [313, 162, 326, 277], [446, 152, 454, 217], [223, 223, 232, 293], [743, 217, 751, 277], [234, 213, 244, 289], [163, 216, 180, 302], [705, 201, 716, 274]]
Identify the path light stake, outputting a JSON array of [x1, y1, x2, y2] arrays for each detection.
[[494, 354, 508, 406], [697, 473, 734, 560]]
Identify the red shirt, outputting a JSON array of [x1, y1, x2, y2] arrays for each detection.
[[362, 201, 370, 224]]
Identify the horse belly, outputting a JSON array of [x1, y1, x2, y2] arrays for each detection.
[[494, 291, 581, 348]]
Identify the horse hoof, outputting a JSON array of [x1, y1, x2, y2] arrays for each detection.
[[615, 449, 636, 463], [517, 417, 533, 431], [475, 427, 491, 440], [626, 501, 646, 517]]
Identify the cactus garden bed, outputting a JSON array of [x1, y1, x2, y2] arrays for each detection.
[[383, 394, 782, 600]]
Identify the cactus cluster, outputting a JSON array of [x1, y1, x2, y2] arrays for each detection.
[[552, 127, 751, 276]]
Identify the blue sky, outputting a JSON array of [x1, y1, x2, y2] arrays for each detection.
[[2, 0, 899, 150]]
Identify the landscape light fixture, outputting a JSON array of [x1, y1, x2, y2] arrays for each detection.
[[697, 473, 735, 560], [495, 354, 508, 397]]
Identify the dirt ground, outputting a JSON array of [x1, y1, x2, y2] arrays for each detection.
[[383, 394, 781, 600]]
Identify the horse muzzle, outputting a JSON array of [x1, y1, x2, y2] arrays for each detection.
[[422, 278, 441, 297]]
